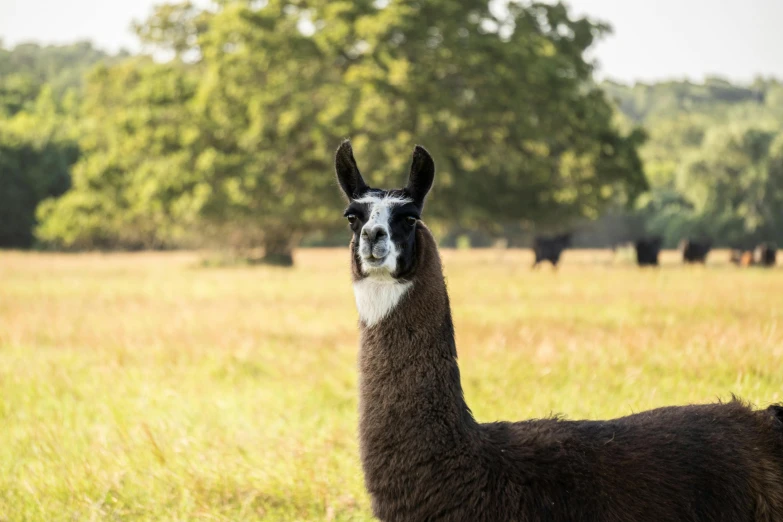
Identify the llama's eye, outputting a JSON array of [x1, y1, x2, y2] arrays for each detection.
[[346, 214, 357, 225], [406, 216, 418, 226]]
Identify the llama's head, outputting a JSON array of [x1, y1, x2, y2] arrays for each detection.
[[335, 140, 434, 281]]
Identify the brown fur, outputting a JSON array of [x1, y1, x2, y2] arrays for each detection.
[[351, 223, 783, 521]]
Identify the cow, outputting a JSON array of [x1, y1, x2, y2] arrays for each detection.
[[681, 238, 712, 264], [532, 233, 572, 269], [634, 237, 663, 267], [755, 242, 777, 267]]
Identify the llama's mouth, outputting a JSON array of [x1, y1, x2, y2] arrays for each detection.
[[359, 240, 391, 265], [359, 251, 399, 276], [362, 255, 387, 267], [357, 237, 397, 275]]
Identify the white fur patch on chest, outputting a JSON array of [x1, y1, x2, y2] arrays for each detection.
[[353, 277, 413, 327]]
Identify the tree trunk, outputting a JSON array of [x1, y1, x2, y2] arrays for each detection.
[[259, 233, 296, 266]]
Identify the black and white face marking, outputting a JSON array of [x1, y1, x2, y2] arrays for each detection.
[[335, 140, 435, 326], [344, 192, 420, 277]]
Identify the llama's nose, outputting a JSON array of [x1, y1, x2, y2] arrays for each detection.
[[362, 225, 387, 244]]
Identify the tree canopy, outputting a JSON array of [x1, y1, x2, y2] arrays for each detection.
[[0, 42, 126, 248], [6, 9, 783, 255], [22, 0, 646, 261], [606, 78, 783, 247], [0, 41, 126, 117]]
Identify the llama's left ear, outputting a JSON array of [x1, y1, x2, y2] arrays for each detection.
[[406, 145, 435, 208], [335, 140, 368, 201]]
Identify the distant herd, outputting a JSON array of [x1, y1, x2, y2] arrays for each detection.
[[532, 234, 777, 268]]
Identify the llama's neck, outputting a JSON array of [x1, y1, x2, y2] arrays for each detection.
[[354, 229, 478, 495]]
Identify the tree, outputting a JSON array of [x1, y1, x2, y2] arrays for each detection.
[[337, 0, 647, 232], [36, 59, 201, 249], [0, 41, 126, 116], [0, 41, 133, 250], [174, 0, 355, 264], [638, 125, 783, 246], [38, 0, 647, 259], [0, 87, 78, 247], [603, 78, 783, 246]]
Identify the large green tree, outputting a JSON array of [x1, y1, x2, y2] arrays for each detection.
[[176, 0, 355, 263], [333, 0, 647, 231], [38, 0, 647, 259]]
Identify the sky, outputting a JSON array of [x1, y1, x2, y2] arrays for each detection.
[[568, 0, 783, 83], [1, 0, 782, 83]]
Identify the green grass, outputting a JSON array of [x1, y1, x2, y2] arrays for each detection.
[[1, 248, 782, 520]]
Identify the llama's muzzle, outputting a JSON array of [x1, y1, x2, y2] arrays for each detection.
[[360, 225, 391, 263]]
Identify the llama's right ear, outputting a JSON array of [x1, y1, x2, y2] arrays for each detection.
[[406, 145, 435, 208], [335, 140, 368, 201]]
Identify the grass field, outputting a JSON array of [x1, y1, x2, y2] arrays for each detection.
[[1, 248, 782, 521]]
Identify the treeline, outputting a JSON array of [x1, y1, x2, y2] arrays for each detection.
[[0, 0, 646, 262], [3, 2, 781, 260], [0, 42, 126, 248], [604, 78, 783, 248]]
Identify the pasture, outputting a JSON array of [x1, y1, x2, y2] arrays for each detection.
[[1, 248, 782, 521]]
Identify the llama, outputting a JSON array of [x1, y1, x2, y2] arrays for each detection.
[[532, 233, 572, 269], [335, 140, 783, 522]]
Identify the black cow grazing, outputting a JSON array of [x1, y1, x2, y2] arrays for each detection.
[[681, 238, 712, 264], [756, 242, 777, 267], [634, 237, 663, 267], [531, 233, 572, 269]]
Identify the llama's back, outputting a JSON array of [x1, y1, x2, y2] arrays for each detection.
[[464, 400, 783, 522]]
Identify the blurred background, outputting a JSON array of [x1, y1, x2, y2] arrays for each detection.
[[2, 0, 783, 261], [2, 2, 783, 521]]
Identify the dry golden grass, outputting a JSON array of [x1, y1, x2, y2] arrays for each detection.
[[1, 248, 782, 520]]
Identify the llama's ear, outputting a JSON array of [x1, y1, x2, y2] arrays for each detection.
[[406, 145, 435, 207], [335, 140, 368, 201]]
